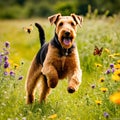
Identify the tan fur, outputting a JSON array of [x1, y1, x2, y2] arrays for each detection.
[[26, 13, 83, 104]]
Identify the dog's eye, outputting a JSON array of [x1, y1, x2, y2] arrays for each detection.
[[71, 22, 75, 26], [59, 22, 63, 26]]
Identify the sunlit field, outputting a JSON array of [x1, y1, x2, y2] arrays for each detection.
[[0, 15, 120, 120]]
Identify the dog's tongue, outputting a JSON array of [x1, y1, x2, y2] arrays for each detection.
[[63, 38, 71, 45]]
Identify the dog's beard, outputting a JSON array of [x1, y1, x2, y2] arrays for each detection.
[[58, 30, 76, 49]]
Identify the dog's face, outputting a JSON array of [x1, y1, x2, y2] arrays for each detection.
[[48, 13, 83, 49]]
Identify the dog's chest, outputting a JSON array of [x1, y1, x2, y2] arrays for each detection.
[[53, 56, 69, 79], [61, 56, 67, 70]]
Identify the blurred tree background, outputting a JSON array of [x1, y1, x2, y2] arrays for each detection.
[[0, 0, 120, 19]]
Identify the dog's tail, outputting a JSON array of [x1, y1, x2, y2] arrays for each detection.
[[35, 23, 45, 47]]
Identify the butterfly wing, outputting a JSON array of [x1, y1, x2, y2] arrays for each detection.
[[23, 27, 28, 32], [93, 46, 99, 55], [98, 47, 103, 56], [93, 46, 103, 56], [23, 24, 33, 34]]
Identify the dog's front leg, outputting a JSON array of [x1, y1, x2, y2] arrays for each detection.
[[41, 65, 58, 88], [67, 69, 82, 93]]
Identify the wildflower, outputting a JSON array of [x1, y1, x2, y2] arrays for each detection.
[[14, 63, 19, 69], [110, 92, 120, 104], [103, 112, 109, 118], [4, 71, 8, 76], [105, 69, 111, 74], [104, 48, 110, 53], [112, 69, 120, 81], [95, 100, 102, 105], [8, 59, 13, 64], [91, 84, 96, 89], [48, 114, 57, 119], [99, 77, 105, 82], [4, 51, 9, 55], [110, 63, 114, 69], [100, 87, 108, 92], [4, 56, 8, 61], [114, 64, 120, 69], [18, 76, 23, 80], [113, 53, 120, 56], [108, 54, 115, 58], [10, 71, 15, 76], [5, 41, 10, 48], [95, 63, 102, 67], [117, 60, 120, 64], [111, 68, 115, 73], [0, 54, 2, 65], [4, 61, 9, 69]]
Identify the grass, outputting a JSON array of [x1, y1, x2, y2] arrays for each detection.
[[0, 15, 120, 120]]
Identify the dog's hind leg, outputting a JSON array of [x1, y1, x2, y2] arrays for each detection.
[[39, 75, 51, 103], [26, 57, 42, 104]]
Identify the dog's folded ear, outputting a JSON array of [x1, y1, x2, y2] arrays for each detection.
[[71, 13, 83, 27], [48, 13, 61, 25]]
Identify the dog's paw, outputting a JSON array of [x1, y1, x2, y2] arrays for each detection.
[[67, 86, 75, 93], [26, 94, 34, 104], [48, 79, 58, 88]]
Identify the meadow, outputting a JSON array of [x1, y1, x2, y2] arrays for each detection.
[[0, 15, 120, 120]]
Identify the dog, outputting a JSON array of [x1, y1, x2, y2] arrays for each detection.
[[26, 13, 83, 104]]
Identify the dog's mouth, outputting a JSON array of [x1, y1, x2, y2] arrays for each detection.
[[62, 37, 73, 46]]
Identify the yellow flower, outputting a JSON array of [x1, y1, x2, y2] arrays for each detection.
[[112, 69, 120, 81], [108, 54, 115, 58], [117, 60, 120, 64], [104, 48, 110, 53], [8, 59, 13, 64], [48, 114, 57, 119], [114, 64, 120, 69], [99, 77, 105, 82], [95, 100, 102, 105], [100, 87, 108, 92], [110, 92, 120, 105], [113, 53, 120, 56], [13, 63, 19, 69], [95, 63, 102, 67]]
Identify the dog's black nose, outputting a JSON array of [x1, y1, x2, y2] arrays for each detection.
[[65, 31, 70, 36]]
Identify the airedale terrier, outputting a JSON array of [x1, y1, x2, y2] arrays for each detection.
[[26, 13, 83, 104]]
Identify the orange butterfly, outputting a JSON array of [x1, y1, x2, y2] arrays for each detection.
[[93, 45, 103, 56], [23, 24, 33, 34]]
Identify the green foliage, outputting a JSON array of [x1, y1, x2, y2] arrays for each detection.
[[0, 0, 120, 19], [0, 15, 120, 119], [0, 5, 23, 19], [54, 1, 77, 15], [25, 1, 54, 18]]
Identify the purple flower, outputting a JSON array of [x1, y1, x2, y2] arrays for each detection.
[[4, 61, 9, 68], [111, 68, 115, 73], [18, 76, 23, 80], [4, 51, 9, 55], [105, 69, 111, 74], [4, 71, 8, 76], [110, 63, 114, 69], [103, 112, 109, 118], [5, 41, 10, 48], [4, 56, 8, 61], [10, 71, 15, 76], [0, 55, 3, 65]]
